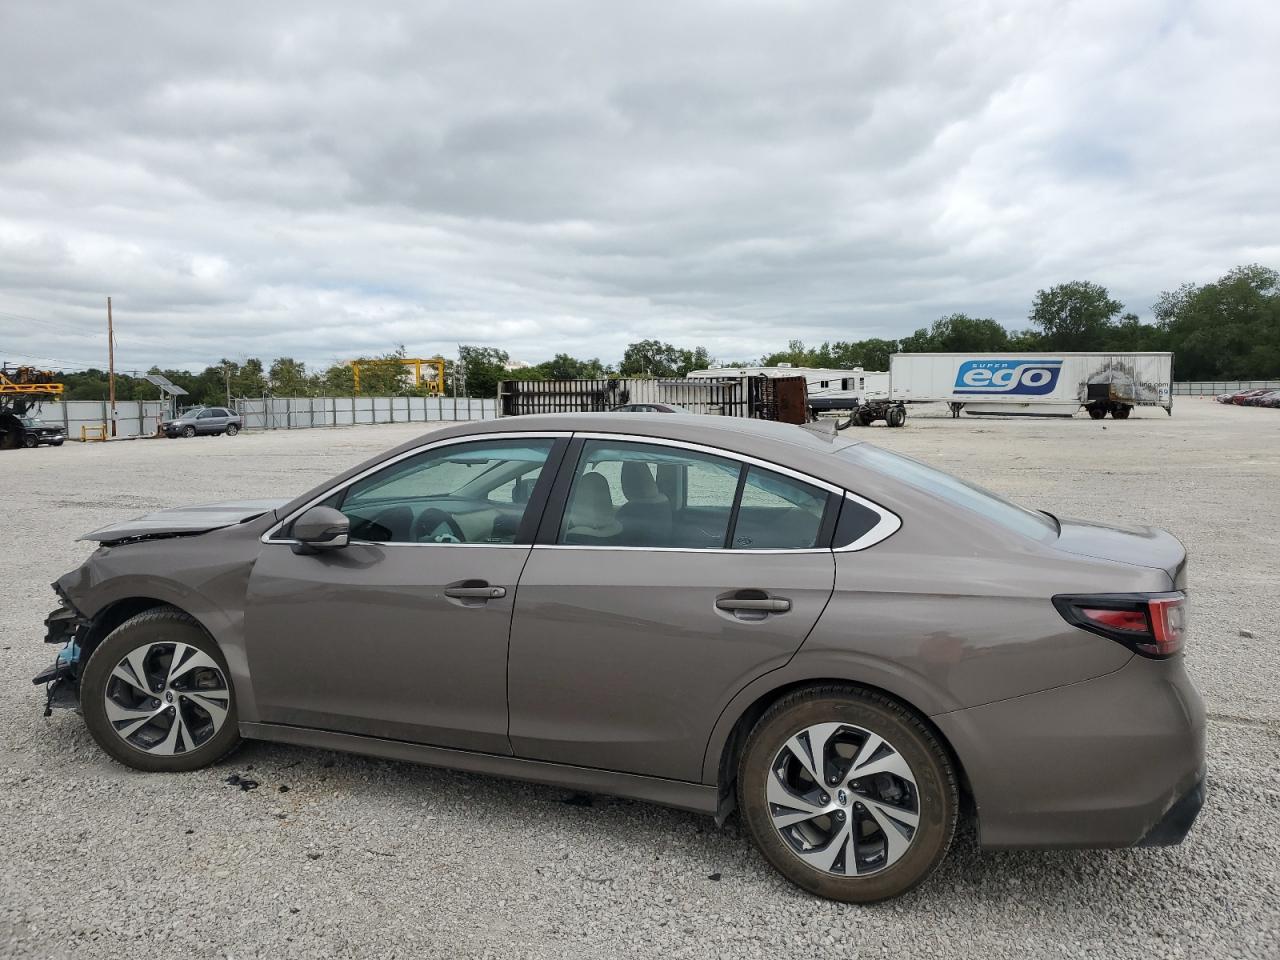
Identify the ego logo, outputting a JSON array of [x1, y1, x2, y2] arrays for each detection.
[[953, 359, 1063, 395]]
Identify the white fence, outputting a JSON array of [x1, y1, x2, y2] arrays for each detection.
[[28, 399, 167, 440], [235, 395, 498, 430], [1173, 380, 1280, 396]]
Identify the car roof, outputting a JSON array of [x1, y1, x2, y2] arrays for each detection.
[[443, 412, 862, 456]]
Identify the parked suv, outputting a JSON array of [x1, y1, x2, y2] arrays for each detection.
[[162, 407, 242, 438], [17, 416, 66, 447]]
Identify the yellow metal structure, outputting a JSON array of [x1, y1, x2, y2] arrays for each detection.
[[81, 424, 108, 442], [350, 357, 446, 395], [0, 367, 64, 398]]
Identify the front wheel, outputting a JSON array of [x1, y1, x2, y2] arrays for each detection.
[[737, 686, 958, 903], [22, 433, 37, 448], [182, 425, 196, 438], [80, 608, 241, 772]]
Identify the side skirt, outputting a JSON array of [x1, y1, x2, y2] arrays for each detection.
[[239, 722, 718, 816]]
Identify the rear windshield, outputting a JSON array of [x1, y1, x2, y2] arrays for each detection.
[[838, 444, 1056, 541]]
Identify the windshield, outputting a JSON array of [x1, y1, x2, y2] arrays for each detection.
[[839, 443, 1056, 541]]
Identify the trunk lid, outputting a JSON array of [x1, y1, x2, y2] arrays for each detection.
[[79, 499, 287, 544], [1051, 516, 1187, 588]]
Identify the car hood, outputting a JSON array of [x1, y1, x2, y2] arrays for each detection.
[[1051, 516, 1187, 588], [79, 499, 288, 544]]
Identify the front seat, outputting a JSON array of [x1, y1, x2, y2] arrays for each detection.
[[563, 472, 623, 543], [617, 461, 672, 546]]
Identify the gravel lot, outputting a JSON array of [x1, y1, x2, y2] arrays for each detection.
[[2, 400, 1277, 959]]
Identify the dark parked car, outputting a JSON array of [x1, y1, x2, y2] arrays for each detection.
[[17, 416, 66, 447], [611, 402, 691, 413], [34, 414, 1203, 902], [163, 407, 242, 438]]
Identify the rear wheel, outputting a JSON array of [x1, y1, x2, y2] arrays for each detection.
[[886, 406, 906, 428], [1111, 405, 1131, 419], [1088, 405, 1107, 420], [225, 423, 239, 436], [81, 608, 240, 772], [738, 686, 957, 903]]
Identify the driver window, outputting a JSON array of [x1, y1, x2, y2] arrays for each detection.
[[336, 439, 554, 544]]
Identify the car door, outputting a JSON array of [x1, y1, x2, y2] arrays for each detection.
[[245, 434, 568, 753], [196, 409, 221, 434], [507, 435, 838, 782]]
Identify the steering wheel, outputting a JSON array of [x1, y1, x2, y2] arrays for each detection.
[[412, 507, 466, 543]]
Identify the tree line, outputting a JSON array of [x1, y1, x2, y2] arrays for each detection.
[[47, 264, 1280, 404]]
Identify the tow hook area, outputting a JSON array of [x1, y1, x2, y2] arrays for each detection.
[[33, 602, 87, 716]]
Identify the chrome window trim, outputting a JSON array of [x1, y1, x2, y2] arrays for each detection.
[[557, 432, 901, 554], [261, 431, 572, 545], [572, 432, 843, 496], [834, 491, 902, 553]]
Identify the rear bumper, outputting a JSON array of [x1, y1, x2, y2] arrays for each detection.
[[1138, 776, 1204, 846], [934, 655, 1205, 849]]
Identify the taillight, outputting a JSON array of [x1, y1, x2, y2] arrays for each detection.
[[1052, 592, 1187, 658]]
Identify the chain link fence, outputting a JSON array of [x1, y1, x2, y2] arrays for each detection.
[[1173, 380, 1280, 396]]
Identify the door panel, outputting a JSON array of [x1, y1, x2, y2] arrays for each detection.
[[246, 543, 528, 752], [507, 547, 834, 781]]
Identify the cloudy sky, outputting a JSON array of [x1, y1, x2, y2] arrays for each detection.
[[1, 0, 1277, 374]]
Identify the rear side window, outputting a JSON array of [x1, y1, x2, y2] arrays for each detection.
[[732, 467, 827, 549], [839, 444, 1054, 541], [556, 440, 833, 550]]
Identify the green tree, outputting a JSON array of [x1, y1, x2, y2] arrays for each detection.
[[268, 357, 310, 396], [458, 345, 511, 397], [1153, 264, 1280, 379], [535, 353, 607, 379], [1028, 281, 1124, 350], [619, 340, 710, 378], [899, 314, 1011, 353]]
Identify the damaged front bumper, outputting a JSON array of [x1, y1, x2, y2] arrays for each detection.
[[33, 594, 87, 714]]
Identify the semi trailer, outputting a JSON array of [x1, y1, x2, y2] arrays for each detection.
[[889, 352, 1174, 419]]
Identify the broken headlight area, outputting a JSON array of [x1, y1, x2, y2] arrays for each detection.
[[34, 594, 88, 715]]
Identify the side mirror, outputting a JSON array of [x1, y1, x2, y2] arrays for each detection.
[[291, 506, 350, 554]]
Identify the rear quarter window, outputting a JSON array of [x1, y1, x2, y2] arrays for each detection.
[[838, 444, 1055, 541]]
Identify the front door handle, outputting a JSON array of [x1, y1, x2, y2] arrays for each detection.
[[716, 597, 791, 613], [444, 582, 506, 600]]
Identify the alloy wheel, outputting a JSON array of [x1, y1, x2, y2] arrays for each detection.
[[767, 722, 920, 876], [103, 641, 231, 755]]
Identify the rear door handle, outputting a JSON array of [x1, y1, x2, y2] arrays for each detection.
[[716, 597, 791, 613], [444, 583, 507, 600]]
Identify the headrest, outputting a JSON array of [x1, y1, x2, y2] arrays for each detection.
[[621, 461, 664, 502], [567, 471, 615, 528]]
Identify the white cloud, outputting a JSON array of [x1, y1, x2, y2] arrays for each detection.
[[0, 0, 1277, 372]]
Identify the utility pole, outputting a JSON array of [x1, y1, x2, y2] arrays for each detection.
[[225, 362, 232, 406], [107, 296, 117, 437]]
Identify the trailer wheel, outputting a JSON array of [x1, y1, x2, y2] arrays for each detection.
[[1112, 405, 1131, 420], [1087, 406, 1107, 420], [886, 406, 906, 428]]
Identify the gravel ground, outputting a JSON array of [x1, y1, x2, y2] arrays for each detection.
[[1, 401, 1277, 959]]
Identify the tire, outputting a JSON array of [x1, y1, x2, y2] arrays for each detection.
[[182, 425, 196, 438], [80, 608, 241, 773], [737, 685, 958, 903], [1088, 406, 1107, 420], [22, 433, 37, 448], [886, 406, 906, 428], [225, 424, 239, 436], [1112, 405, 1131, 420]]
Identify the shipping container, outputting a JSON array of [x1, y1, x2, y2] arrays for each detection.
[[889, 352, 1174, 418]]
